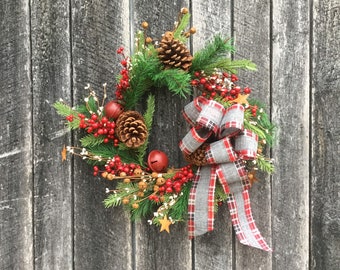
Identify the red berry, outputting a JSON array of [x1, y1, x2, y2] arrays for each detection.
[[244, 87, 251, 94], [200, 78, 207, 84]]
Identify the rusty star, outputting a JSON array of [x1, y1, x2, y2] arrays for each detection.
[[230, 94, 249, 105], [159, 215, 172, 233]]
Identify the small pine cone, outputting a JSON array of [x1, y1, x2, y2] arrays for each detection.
[[183, 143, 208, 166], [157, 31, 193, 71], [116, 111, 148, 148]]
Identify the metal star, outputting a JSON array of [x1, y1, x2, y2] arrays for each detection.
[[231, 94, 249, 105], [159, 215, 172, 233], [61, 145, 67, 162]]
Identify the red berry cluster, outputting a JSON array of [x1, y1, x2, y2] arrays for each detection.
[[76, 113, 119, 145], [149, 165, 194, 202], [93, 155, 140, 177], [115, 47, 130, 101], [191, 71, 252, 101]]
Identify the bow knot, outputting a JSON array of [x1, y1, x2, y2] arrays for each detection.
[[180, 97, 271, 252]]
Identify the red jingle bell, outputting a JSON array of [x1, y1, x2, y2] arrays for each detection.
[[147, 150, 169, 173], [104, 101, 124, 120]]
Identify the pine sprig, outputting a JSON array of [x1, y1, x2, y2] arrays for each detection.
[[166, 182, 192, 222], [256, 154, 275, 174], [53, 101, 80, 129], [80, 134, 105, 147], [191, 36, 235, 74], [203, 58, 257, 75], [154, 69, 192, 97], [124, 50, 160, 109], [173, 13, 191, 42], [130, 195, 155, 221], [137, 94, 155, 165]]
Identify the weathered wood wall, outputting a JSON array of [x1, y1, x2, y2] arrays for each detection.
[[0, 0, 339, 269]]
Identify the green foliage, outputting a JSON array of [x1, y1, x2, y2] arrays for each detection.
[[53, 101, 80, 129], [130, 196, 155, 221], [123, 50, 160, 109], [136, 94, 155, 165], [203, 58, 257, 75], [256, 154, 275, 174], [173, 13, 191, 42], [167, 182, 192, 222], [154, 69, 192, 98], [104, 182, 138, 208], [80, 134, 104, 147], [191, 36, 235, 74]]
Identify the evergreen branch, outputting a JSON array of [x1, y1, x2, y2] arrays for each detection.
[[137, 94, 155, 165], [256, 154, 275, 174], [173, 13, 191, 42], [153, 69, 192, 97], [191, 36, 235, 73], [124, 51, 160, 109], [203, 58, 257, 75], [167, 182, 192, 221], [53, 101, 80, 129], [80, 134, 105, 147], [130, 196, 155, 221]]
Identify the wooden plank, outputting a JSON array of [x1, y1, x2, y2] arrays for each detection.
[[30, 1, 73, 269], [71, 1, 132, 269], [191, 1, 233, 269], [271, 0, 310, 269], [132, 1, 192, 270], [311, 1, 340, 269], [233, 1, 272, 269], [0, 1, 33, 269]]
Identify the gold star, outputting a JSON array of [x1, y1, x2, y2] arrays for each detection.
[[61, 145, 67, 162], [230, 94, 249, 105], [159, 215, 172, 233]]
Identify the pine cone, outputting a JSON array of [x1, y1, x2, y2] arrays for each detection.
[[157, 31, 192, 71], [116, 111, 148, 148], [183, 143, 208, 166]]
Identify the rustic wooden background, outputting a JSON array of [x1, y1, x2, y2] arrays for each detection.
[[1, 0, 339, 269]]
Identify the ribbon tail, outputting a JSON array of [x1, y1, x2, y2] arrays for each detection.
[[227, 190, 272, 252], [188, 166, 217, 239]]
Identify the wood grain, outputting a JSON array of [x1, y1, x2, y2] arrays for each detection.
[[0, 0, 33, 269], [132, 1, 192, 270], [233, 0, 272, 269], [311, 1, 340, 269], [30, 1, 73, 268], [271, 0, 310, 269], [71, 1, 132, 269]]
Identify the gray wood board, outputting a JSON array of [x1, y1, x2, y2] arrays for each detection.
[[233, 0, 273, 269], [311, 1, 340, 269], [71, 1, 132, 269], [31, 1, 73, 268], [272, 0, 310, 269], [0, 0, 33, 269]]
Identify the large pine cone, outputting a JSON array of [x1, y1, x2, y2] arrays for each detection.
[[157, 31, 192, 71], [183, 143, 208, 166], [115, 111, 148, 148]]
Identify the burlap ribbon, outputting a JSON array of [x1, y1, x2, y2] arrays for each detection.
[[180, 96, 271, 251]]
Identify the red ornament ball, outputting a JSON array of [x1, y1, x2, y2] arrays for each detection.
[[147, 150, 169, 173], [104, 101, 124, 120]]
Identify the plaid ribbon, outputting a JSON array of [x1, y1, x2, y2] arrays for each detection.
[[181, 97, 271, 252]]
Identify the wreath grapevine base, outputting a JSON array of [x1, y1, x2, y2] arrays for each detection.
[[54, 8, 275, 251]]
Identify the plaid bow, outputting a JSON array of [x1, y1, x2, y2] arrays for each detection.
[[180, 97, 271, 252]]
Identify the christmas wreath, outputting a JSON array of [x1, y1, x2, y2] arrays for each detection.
[[54, 8, 275, 251]]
